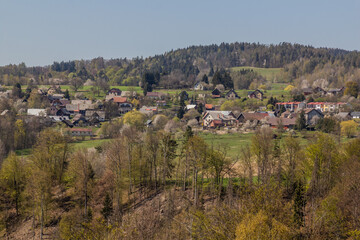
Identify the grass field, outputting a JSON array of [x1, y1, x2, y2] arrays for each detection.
[[230, 66, 283, 81], [199, 132, 254, 158]]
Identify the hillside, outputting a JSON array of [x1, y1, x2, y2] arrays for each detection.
[[1, 42, 359, 89]]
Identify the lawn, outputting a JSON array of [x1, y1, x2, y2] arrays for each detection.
[[15, 138, 112, 157], [199, 132, 255, 158], [230, 66, 283, 81]]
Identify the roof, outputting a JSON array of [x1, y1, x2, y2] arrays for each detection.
[[27, 109, 46, 116], [186, 105, 197, 110], [68, 128, 92, 132], [113, 96, 127, 103], [266, 117, 296, 126], [304, 109, 324, 116], [350, 112, 360, 117], [205, 104, 214, 110], [302, 88, 313, 93], [146, 92, 164, 97], [203, 111, 235, 121], [248, 89, 264, 95], [226, 89, 239, 97], [238, 112, 268, 121]]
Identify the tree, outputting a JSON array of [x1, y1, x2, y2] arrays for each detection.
[[67, 149, 95, 218], [251, 127, 274, 184], [177, 93, 186, 119], [295, 110, 306, 130], [101, 192, 113, 221], [123, 110, 146, 130], [236, 211, 293, 240], [159, 131, 177, 187], [293, 180, 306, 227], [0, 152, 27, 215], [69, 73, 84, 92], [344, 81, 359, 98], [64, 89, 70, 100], [202, 74, 209, 84], [12, 83, 23, 99], [340, 120, 358, 138]]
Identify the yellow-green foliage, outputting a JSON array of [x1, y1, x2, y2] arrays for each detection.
[[123, 110, 146, 129], [235, 210, 293, 240], [284, 85, 295, 91], [340, 120, 358, 138]]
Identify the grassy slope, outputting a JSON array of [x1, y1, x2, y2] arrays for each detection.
[[230, 66, 283, 81]]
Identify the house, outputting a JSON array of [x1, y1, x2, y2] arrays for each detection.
[[350, 112, 360, 119], [186, 105, 197, 111], [247, 89, 264, 100], [205, 104, 214, 110], [146, 92, 165, 99], [313, 87, 327, 95], [323, 102, 338, 112], [306, 102, 324, 112], [266, 117, 296, 129], [85, 110, 105, 122], [304, 109, 324, 126], [121, 91, 137, 98], [119, 102, 133, 114], [106, 88, 123, 101], [203, 111, 237, 127], [281, 111, 297, 119], [225, 89, 240, 100], [107, 88, 122, 96], [49, 115, 70, 122], [72, 114, 88, 126], [156, 100, 167, 106], [112, 96, 128, 105], [194, 82, 205, 91], [27, 108, 47, 117], [67, 128, 93, 137], [276, 102, 305, 112], [302, 88, 313, 96], [139, 106, 158, 115], [336, 112, 352, 121], [198, 93, 207, 99], [237, 112, 269, 123], [211, 88, 222, 98], [327, 87, 344, 96]]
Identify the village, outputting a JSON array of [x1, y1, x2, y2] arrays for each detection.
[[1, 81, 359, 140]]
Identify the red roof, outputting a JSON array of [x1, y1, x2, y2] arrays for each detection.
[[205, 104, 214, 110], [113, 97, 127, 103]]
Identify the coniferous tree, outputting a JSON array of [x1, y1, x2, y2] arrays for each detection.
[[295, 110, 306, 130], [101, 192, 113, 221]]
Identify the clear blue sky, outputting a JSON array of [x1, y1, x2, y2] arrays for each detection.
[[1, 0, 359, 66]]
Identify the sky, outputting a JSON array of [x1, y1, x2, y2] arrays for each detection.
[[0, 0, 359, 66]]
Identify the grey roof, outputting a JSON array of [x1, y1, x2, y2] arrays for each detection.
[[350, 112, 360, 117]]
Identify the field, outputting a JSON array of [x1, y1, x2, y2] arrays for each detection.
[[16, 138, 111, 156], [230, 66, 283, 81]]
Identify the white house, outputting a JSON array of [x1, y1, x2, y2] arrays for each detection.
[[27, 108, 47, 117]]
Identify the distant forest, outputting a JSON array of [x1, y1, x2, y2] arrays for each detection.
[[1, 42, 360, 89]]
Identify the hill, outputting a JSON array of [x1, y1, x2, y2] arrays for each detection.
[[0, 42, 359, 89]]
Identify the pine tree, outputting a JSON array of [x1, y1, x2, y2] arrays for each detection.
[[101, 192, 113, 220], [295, 110, 306, 130], [293, 180, 306, 227]]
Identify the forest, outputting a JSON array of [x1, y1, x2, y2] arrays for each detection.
[[1, 42, 360, 89], [1, 123, 360, 239]]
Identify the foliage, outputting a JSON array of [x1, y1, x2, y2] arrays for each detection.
[[344, 81, 359, 98], [340, 120, 358, 138], [122, 110, 146, 130]]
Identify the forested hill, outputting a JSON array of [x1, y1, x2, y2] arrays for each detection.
[[0, 42, 359, 88]]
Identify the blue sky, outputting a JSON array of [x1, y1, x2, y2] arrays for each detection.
[[0, 0, 359, 66]]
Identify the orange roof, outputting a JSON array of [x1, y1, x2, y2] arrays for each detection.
[[113, 97, 127, 103], [205, 104, 213, 109]]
